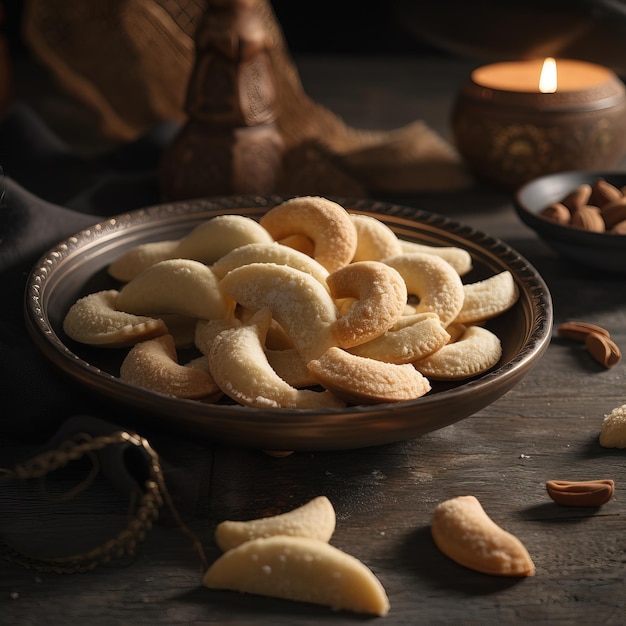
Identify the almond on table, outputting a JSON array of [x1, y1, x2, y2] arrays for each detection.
[[585, 332, 622, 368], [545, 479, 615, 507], [557, 321, 621, 369], [557, 321, 611, 342]]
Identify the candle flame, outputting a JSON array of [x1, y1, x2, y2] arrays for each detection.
[[539, 57, 557, 93]]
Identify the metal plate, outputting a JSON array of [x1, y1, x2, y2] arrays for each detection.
[[25, 195, 553, 451]]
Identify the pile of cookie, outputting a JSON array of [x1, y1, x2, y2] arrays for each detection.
[[63, 196, 519, 409]]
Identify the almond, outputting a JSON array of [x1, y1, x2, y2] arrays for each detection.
[[589, 179, 622, 207], [557, 321, 610, 343], [585, 332, 622, 368], [546, 479, 614, 507], [570, 206, 605, 232], [561, 184, 592, 211], [540, 202, 571, 225], [599, 196, 626, 229]]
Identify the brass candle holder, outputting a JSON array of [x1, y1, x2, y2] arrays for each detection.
[[451, 58, 626, 189]]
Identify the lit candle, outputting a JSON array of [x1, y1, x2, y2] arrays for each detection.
[[471, 58, 614, 94], [451, 58, 626, 188], [538, 58, 557, 94]]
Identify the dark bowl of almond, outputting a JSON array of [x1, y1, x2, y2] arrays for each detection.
[[514, 170, 626, 274]]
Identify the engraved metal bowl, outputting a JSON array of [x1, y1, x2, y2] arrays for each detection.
[[451, 66, 626, 189]]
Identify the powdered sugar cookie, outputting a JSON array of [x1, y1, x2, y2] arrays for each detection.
[[208, 309, 345, 410], [384, 252, 465, 327], [117, 258, 232, 320], [203, 535, 390, 616], [259, 196, 358, 272], [414, 325, 502, 380], [63, 289, 167, 347], [307, 346, 431, 404], [120, 334, 221, 400], [328, 261, 407, 348], [454, 271, 519, 324]]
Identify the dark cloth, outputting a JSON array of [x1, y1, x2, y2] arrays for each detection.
[[0, 102, 179, 441]]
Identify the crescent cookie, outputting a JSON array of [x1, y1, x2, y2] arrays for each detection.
[[445, 322, 467, 344], [383, 252, 465, 327], [237, 308, 296, 350], [174, 214, 274, 262], [307, 347, 431, 404], [399, 239, 473, 276], [259, 196, 358, 272], [211, 242, 330, 289], [454, 271, 519, 324], [208, 309, 345, 410], [599, 404, 626, 448], [431, 496, 535, 577], [203, 535, 390, 616], [117, 258, 233, 320], [214, 496, 336, 552], [218, 262, 338, 361], [194, 317, 242, 355], [327, 261, 407, 349], [413, 325, 502, 380], [266, 348, 319, 388], [107, 240, 179, 283], [62, 289, 168, 347], [120, 334, 221, 400], [277, 233, 315, 257], [107, 215, 273, 283], [350, 213, 403, 261], [348, 312, 450, 364]]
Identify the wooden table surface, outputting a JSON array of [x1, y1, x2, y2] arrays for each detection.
[[2, 54, 625, 625]]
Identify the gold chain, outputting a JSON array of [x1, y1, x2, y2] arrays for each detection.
[[1, 431, 169, 574]]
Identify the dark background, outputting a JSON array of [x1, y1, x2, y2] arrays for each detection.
[[4, 0, 626, 67], [270, 0, 626, 74], [270, 1, 433, 55], [0, 1, 436, 58]]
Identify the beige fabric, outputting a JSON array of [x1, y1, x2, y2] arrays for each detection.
[[23, 0, 471, 195], [22, 0, 203, 139]]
